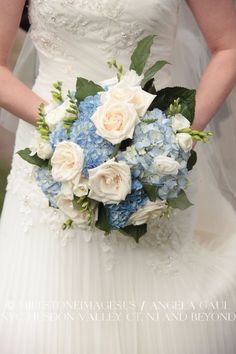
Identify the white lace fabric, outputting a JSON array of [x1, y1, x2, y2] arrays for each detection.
[[28, 0, 180, 93]]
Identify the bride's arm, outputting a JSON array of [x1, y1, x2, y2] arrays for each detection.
[[0, 0, 44, 126], [187, 0, 236, 131]]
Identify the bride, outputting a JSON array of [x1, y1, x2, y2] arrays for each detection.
[[0, 0, 236, 353]]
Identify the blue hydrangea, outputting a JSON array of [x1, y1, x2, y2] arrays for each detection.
[[44, 94, 191, 222], [35, 167, 61, 208], [50, 125, 68, 150], [105, 184, 148, 229], [69, 95, 114, 177], [157, 169, 189, 200], [117, 108, 191, 201]]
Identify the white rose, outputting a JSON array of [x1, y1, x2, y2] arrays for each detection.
[[176, 133, 193, 152], [101, 86, 156, 116], [57, 195, 91, 228], [73, 177, 89, 197], [171, 114, 190, 133], [91, 100, 139, 144], [88, 159, 131, 204], [119, 70, 144, 87], [51, 142, 84, 182], [152, 155, 181, 176], [128, 200, 167, 226], [45, 99, 71, 131]]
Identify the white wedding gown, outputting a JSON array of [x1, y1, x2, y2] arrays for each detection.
[[0, 0, 236, 353]]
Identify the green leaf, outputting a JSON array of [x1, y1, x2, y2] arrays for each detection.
[[111, 143, 121, 158], [120, 224, 147, 243], [142, 118, 158, 124], [130, 35, 156, 75], [17, 148, 48, 167], [168, 190, 193, 210], [143, 78, 157, 94], [143, 183, 158, 202], [95, 203, 111, 234], [150, 87, 196, 123], [187, 150, 197, 171], [141, 60, 169, 87], [73, 196, 83, 211], [76, 77, 104, 102]]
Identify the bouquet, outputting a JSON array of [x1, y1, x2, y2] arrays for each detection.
[[18, 35, 212, 242]]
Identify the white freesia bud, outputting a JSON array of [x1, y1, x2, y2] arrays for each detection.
[[73, 177, 89, 197], [152, 155, 181, 176], [119, 70, 144, 87], [91, 100, 139, 145], [57, 195, 91, 228], [128, 200, 167, 226], [176, 133, 193, 152], [51, 142, 84, 182], [88, 159, 131, 204], [171, 114, 190, 133], [60, 177, 89, 199], [36, 136, 53, 160], [45, 98, 71, 131], [100, 85, 156, 117]]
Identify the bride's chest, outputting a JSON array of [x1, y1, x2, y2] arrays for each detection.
[[29, 0, 181, 59], [29, 0, 180, 36]]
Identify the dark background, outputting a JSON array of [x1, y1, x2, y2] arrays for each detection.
[[20, 1, 30, 32]]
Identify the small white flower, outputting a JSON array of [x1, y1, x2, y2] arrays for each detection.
[[152, 155, 181, 176], [51, 142, 84, 182], [45, 99, 71, 131], [176, 133, 193, 152], [60, 177, 89, 199], [30, 132, 53, 160], [73, 176, 89, 197], [91, 100, 139, 145], [100, 71, 144, 90], [171, 114, 190, 133], [37, 140, 53, 160], [101, 85, 156, 117], [57, 195, 91, 228], [88, 159, 131, 204], [128, 200, 167, 226], [119, 70, 144, 87]]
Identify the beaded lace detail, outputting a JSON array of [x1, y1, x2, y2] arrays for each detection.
[[29, 0, 145, 58], [29, 0, 180, 61]]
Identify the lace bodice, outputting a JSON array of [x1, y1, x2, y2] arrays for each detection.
[[29, 0, 181, 95]]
